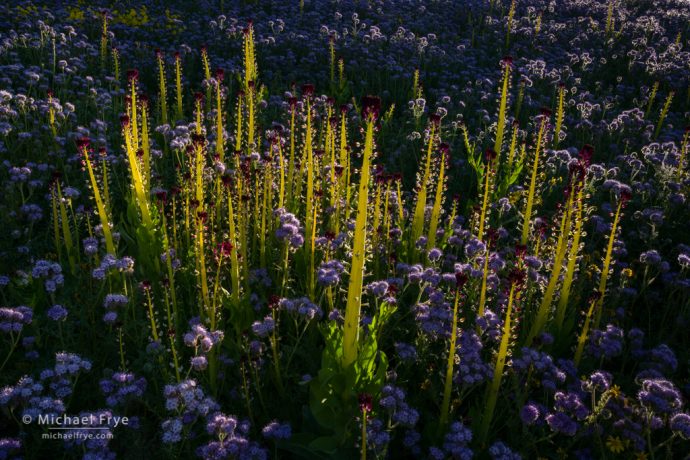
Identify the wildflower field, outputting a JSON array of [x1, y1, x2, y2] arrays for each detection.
[[1, 0, 690, 458]]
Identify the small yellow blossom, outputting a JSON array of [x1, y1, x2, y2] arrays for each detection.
[[606, 435, 625, 454]]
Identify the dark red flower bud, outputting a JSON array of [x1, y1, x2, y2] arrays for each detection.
[[76, 137, 90, 150], [302, 84, 315, 97], [358, 393, 373, 413], [127, 69, 139, 82], [361, 95, 381, 121]]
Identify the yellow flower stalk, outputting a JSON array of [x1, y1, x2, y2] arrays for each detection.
[[174, 52, 183, 120], [226, 186, 241, 306], [247, 81, 256, 152], [494, 57, 512, 159], [338, 57, 345, 91], [342, 96, 380, 369], [604, 0, 615, 36], [479, 268, 524, 444], [554, 83, 566, 147], [439, 277, 466, 433], [235, 90, 244, 153], [140, 96, 151, 194], [554, 148, 591, 332], [507, 121, 519, 172], [535, 11, 542, 36], [477, 240, 491, 320], [329, 35, 336, 86], [128, 70, 140, 151], [201, 45, 211, 103], [526, 188, 574, 344], [47, 90, 56, 137], [677, 127, 689, 182], [243, 22, 258, 89], [194, 92, 203, 135], [427, 144, 449, 252], [654, 90, 674, 139], [593, 192, 629, 331], [412, 68, 420, 99], [214, 69, 225, 161], [51, 186, 61, 259], [410, 116, 439, 253], [303, 86, 316, 294], [100, 12, 108, 70], [156, 50, 168, 124], [477, 149, 497, 242], [79, 138, 115, 254], [574, 294, 601, 367], [520, 110, 550, 245], [505, 0, 516, 47], [122, 113, 153, 229], [644, 81, 659, 118]]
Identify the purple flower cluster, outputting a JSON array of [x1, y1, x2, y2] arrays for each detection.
[[46, 304, 68, 321], [102, 293, 128, 325], [31, 260, 64, 292], [274, 208, 304, 248], [454, 330, 492, 386], [197, 414, 267, 459], [316, 259, 345, 286], [183, 319, 224, 372], [100, 372, 147, 407], [183, 319, 224, 353], [278, 297, 322, 320], [92, 255, 135, 280], [0, 306, 32, 333], [587, 324, 624, 360], [637, 378, 683, 415], [441, 421, 473, 459], [162, 379, 220, 444], [379, 384, 419, 427], [512, 347, 566, 392], [261, 421, 292, 440], [251, 315, 275, 338]]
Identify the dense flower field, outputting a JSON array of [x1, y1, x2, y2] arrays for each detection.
[[1, 0, 689, 458]]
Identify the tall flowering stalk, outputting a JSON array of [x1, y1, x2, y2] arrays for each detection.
[[100, 11, 108, 70], [303, 85, 316, 297], [574, 293, 601, 367], [156, 49, 168, 124], [554, 146, 592, 332], [604, 0, 615, 36], [439, 274, 467, 433], [342, 96, 379, 368], [122, 111, 153, 229], [112, 47, 120, 83], [520, 109, 550, 245], [479, 266, 525, 444], [554, 83, 566, 146], [79, 138, 115, 254], [140, 95, 152, 194], [593, 190, 630, 331], [526, 185, 573, 344], [677, 127, 689, 182], [410, 116, 440, 255], [477, 149, 497, 242], [644, 81, 659, 118], [426, 143, 449, 252], [174, 52, 183, 120], [225, 184, 241, 307], [494, 57, 512, 159], [505, 0, 516, 47], [654, 90, 674, 139]]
